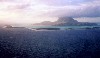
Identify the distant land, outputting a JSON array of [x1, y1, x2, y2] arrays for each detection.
[[33, 17, 97, 26]]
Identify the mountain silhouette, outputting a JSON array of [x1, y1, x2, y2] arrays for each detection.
[[33, 17, 97, 26]]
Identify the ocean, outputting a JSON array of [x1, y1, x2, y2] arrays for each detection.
[[28, 25, 100, 30], [0, 27, 100, 58]]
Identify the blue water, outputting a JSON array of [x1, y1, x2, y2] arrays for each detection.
[[0, 28, 100, 58], [30, 22, 100, 29], [29, 25, 100, 30]]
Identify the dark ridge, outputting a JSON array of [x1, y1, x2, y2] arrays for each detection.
[[33, 17, 97, 26]]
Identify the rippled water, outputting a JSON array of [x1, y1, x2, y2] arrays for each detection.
[[0, 28, 100, 58]]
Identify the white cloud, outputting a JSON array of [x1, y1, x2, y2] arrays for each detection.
[[41, 0, 100, 18], [0, 0, 100, 23]]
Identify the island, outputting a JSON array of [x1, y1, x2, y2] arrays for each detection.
[[33, 17, 97, 26]]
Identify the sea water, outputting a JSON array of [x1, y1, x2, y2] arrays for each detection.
[[0, 27, 100, 58], [30, 25, 100, 30]]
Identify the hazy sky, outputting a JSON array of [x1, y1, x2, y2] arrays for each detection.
[[0, 0, 100, 24]]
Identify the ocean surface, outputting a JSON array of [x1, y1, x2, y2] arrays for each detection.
[[12, 22, 100, 29], [27, 23, 100, 30], [0, 28, 100, 58]]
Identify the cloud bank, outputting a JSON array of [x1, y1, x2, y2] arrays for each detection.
[[0, 0, 100, 23]]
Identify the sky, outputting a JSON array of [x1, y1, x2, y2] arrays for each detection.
[[0, 0, 100, 24]]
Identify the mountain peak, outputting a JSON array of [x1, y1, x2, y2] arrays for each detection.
[[56, 17, 78, 23], [33, 17, 97, 26]]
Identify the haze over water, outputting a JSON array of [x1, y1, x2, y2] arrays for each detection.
[[0, 0, 100, 58]]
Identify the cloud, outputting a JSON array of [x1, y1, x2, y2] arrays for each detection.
[[42, 0, 100, 18], [36, 0, 95, 6], [0, 0, 100, 23], [0, 0, 12, 2], [7, 4, 30, 10], [1, 0, 99, 18]]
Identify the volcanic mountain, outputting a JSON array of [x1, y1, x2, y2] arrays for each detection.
[[33, 17, 97, 26]]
